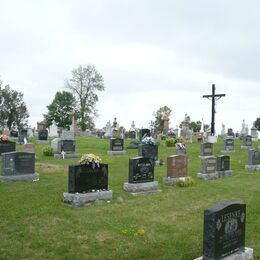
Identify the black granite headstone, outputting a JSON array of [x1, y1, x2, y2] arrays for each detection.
[[201, 142, 213, 156], [248, 149, 260, 165], [61, 140, 75, 153], [128, 156, 154, 183], [138, 144, 158, 161], [139, 128, 151, 140], [129, 131, 136, 139], [38, 129, 48, 140], [10, 130, 18, 137], [217, 155, 230, 171], [1, 152, 35, 176], [227, 128, 234, 137], [110, 138, 124, 151], [203, 201, 246, 259], [68, 163, 108, 193], [0, 141, 16, 155]]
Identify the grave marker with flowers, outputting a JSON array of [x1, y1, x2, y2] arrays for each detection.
[[175, 142, 186, 155], [63, 153, 112, 206], [0, 134, 16, 156], [138, 137, 158, 162]]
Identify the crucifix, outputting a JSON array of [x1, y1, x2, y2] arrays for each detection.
[[203, 84, 225, 136]]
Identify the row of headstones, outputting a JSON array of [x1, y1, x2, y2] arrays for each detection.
[[0, 151, 253, 259]]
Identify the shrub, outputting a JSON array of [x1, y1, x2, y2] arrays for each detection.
[[127, 140, 141, 149], [165, 137, 183, 147], [42, 146, 54, 156], [175, 177, 195, 187]]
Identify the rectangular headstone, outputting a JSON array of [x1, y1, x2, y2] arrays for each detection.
[[217, 155, 230, 171], [61, 130, 75, 140], [139, 128, 151, 140], [200, 142, 213, 156], [23, 143, 35, 154], [203, 201, 246, 259], [61, 140, 75, 153], [68, 163, 108, 193], [201, 156, 217, 174], [0, 141, 16, 155], [0, 152, 35, 176], [10, 130, 18, 137], [129, 131, 136, 139], [243, 135, 252, 147], [128, 156, 154, 183], [38, 129, 48, 140], [248, 149, 260, 165], [51, 138, 61, 153], [167, 155, 188, 178], [138, 144, 158, 161], [110, 138, 124, 151], [224, 138, 234, 151], [18, 129, 28, 143]]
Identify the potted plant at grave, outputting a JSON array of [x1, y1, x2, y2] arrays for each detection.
[[0, 134, 10, 142]]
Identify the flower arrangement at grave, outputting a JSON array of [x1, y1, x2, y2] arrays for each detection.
[[175, 142, 186, 150], [141, 136, 156, 146], [79, 153, 102, 168], [0, 134, 10, 142], [159, 159, 164, 166]]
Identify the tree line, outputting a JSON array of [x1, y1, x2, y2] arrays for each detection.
[[1, 65, 260, 132]]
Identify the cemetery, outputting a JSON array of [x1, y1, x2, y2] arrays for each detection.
[[0, 133, 259, 259]]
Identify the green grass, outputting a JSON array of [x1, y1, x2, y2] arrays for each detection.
[[0, 137, 260, 259]]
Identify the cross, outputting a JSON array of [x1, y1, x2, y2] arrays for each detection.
[[203, 84, 225, 136]]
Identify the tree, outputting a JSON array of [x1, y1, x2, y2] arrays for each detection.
[[254, 117, 260, 131], [190, 121, 201, 132], [151, 106, 172, 134], [0, 83, 29, 130], [66, 65, 105, 131], [43, 91, 76, 129]]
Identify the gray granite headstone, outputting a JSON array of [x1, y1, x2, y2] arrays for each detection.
[[0, 141, 16, 155], [243, 135, 252, 147], [223, 138, 235, 152], [203, 201, 246, 259], [200, 142, 213, 156], [61, 130, 75, 140], [248, 149, 260, 165]]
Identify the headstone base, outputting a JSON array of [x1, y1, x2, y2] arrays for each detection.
[[245, 165, 260, 171], [218, 170, 233, 177], [197, 172, 219, 180], [221, 150, 235, 153], [123, 181, 161, 195], [194, 247, 253, 260], [54, 153, 80, 159], [162, 176, 189, 186], [0, 173, 39, 182], [107, 150, 126, 155], [63, 190, 113, 207], [36, 140, 49, 144], [241, 146, 252, 149]]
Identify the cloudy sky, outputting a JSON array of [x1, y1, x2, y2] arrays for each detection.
[[0, 0, 259, 134]]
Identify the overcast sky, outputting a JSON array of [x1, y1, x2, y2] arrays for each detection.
[[0, 0, 259, 134]]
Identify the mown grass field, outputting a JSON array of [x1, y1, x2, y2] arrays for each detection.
[[0, 136, 259, 259]]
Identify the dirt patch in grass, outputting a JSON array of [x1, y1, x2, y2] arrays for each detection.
[[36, 163, 67, 173]]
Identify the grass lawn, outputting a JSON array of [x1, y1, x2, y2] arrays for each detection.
[[0, 136, 259, 259]]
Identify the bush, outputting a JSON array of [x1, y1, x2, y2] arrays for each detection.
[[42, 146, 54, 156], [127, 140, 141, 149], [165, 137, 183, 147], [175, 177, 195, 187]]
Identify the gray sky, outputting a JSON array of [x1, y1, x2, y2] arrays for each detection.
[[0, 0, 259, 133]]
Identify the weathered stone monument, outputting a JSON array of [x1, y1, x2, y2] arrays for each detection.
[[245, 148, 260, 171], [222, 137, 235, 153], [241, 135, 252, 149], [163, 154, 188, 186], [197, 156, 218, 180], [217, 155, 233, 177]]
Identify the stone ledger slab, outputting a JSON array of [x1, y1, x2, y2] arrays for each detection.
[[123, 181, 161, 195], [0, 173, 39, 182], [194, 247, 253, 260], [63, 190, 112, 207], [163, 176, 190, 186], [107, 150, 126, 155], [54, 153, 80, 159], [36, 140, 49, 144]]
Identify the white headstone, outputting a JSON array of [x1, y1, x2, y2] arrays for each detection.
[[49, 121, 58, 137]]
